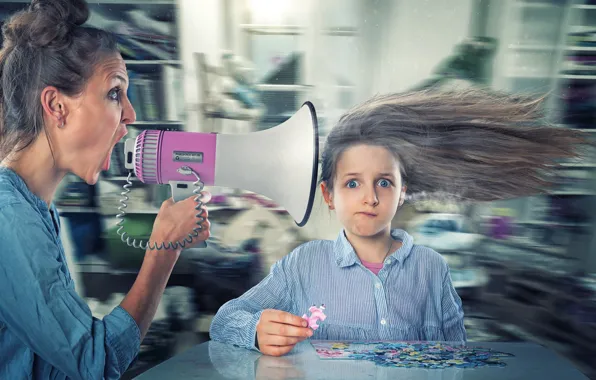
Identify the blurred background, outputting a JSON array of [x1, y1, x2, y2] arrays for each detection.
[[2, 0, 596, 378]]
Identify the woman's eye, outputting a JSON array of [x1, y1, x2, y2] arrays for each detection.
[[108, 88, 121, 102], [378, 179, 391, 188], [346, 180, 358, 188]]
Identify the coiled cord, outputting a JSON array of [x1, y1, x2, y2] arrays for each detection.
[[116, 166, 206, 250]]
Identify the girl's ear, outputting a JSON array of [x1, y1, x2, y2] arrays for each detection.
[[320, 182, 334, 210], [398, 185, 407, 207]]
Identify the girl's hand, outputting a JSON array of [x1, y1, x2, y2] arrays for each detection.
[[256, 309, 313, 356], [255, 355, 305, 379], [150, 191, 211, 253]]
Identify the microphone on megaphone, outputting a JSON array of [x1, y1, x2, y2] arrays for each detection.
[[117, 101, 320, 251]]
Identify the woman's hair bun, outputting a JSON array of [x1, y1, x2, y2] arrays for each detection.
[[2, 0, 90, 49]]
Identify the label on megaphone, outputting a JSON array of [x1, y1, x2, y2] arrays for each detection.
[[173, 151, 204, 163]]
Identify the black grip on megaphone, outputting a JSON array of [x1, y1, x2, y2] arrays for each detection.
[[169, 180, 209, 249]]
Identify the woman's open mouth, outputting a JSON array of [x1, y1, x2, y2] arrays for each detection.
[[102, 127, 128, 171], [102, 149, 112, 171]]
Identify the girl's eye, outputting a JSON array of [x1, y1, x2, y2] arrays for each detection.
[[378, 179, 391, 188], [346, 180, 359, 188], [108, 88, 121, 102]]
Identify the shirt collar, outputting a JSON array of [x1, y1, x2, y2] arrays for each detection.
[[334, 228, 414, 268], [0, 166, 58, 229]]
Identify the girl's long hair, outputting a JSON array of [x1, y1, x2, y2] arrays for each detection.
[[320, 87, 589, 202]]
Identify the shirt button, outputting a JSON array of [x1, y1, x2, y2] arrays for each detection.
[[381, 319, 387, 325], [375, 283, 381, 289], [386, 259, 392, 265]]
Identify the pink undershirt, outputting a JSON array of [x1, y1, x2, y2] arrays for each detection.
[[360, 259, 384, 275]]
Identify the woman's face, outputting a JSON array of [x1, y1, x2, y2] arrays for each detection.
[[51, 53, 135, 184]]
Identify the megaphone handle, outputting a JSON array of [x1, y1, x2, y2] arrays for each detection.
[[116, 169, 208, 250], [170, 180, 198, 202], [170, 180, 208, 249]]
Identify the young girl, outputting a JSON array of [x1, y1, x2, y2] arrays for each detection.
[[209, 88, 585, 357]]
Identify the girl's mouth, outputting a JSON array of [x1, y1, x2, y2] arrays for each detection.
[[357, 212, 378, 217]]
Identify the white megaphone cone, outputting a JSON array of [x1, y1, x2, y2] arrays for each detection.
[[123, 101, 320, 229]]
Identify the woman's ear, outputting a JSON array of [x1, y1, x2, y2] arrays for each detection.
[[40, 86, 68, 130], [320, 182, 334, 210]]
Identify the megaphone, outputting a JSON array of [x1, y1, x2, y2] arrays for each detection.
[[118, 101, 319, 249]]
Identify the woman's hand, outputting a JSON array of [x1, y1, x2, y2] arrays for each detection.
[[256, 309, 313, 356], [150, 191, 211, 252]]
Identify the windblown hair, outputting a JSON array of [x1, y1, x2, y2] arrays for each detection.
[[0, 0, 118, 162], [320, 88, 589, 202]]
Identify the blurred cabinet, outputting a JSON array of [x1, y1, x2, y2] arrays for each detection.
[[485, 0, 596, 275], [225, 0, 363, 135]]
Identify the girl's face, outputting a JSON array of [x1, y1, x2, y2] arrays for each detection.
[[321, 144, 406, 238], [47, 53, 135, 184]]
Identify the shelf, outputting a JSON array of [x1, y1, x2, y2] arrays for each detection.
[[559, 74, 596, 80], [129, 121, 184, 126], [550, 190, 596, 196], [506, 73, 552, 79], [89, 0, 176, 4], [486, 237, 568, 258], [125, 60, 182, 66], [239, 24, 357, 36], [509, 44, 558, 50], [572, 4, 596, 10], [515, 2, 564, 9], [56, 206, 97, 214], [255, 84, 352, 92], [58, 204, 284, 216], [567, 128, 596, 133], [102, 208, 160, 215], [517, 220, 591, 227], [239, 24, 303, 35], [558, 163, 596, 168], [256, 84, 310, 92], [0, 0, 176, 3], [565, 46, 596, 52], [101, 176, 139, 181], [325, 27, 358, 36]]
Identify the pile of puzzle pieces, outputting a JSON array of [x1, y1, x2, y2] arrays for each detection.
[[312, 341, 514, 369]]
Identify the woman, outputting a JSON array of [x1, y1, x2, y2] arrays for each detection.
[[0, 0, 210, 379]]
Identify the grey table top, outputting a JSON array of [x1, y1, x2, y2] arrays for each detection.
[[135, 340, 590, 380]]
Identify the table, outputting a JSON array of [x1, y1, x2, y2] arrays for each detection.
[[135, 340, 590, 380]]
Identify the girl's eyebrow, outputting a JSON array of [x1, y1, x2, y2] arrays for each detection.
[[342, 172, 395, 177]]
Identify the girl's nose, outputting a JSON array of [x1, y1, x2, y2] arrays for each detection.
[[363, 186, 379, 206]]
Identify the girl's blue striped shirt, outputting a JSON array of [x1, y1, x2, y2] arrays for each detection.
[[209, 228, 467, 350]]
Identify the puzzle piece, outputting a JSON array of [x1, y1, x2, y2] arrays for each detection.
[[302, 305, 327, 330]]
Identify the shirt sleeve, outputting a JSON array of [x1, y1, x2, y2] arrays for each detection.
[[441, 266, 467, 342], [0, 203, 141, 380], [209, 254, 295, 351]]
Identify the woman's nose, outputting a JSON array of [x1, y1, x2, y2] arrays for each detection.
[[121, 95, 137, 125]]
